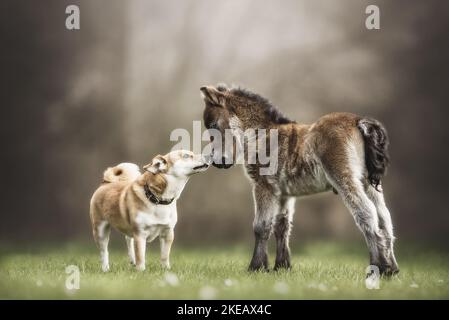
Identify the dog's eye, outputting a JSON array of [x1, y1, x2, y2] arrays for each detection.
[[183, 153, 190, 159]]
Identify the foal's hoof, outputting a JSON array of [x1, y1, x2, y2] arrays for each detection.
[[248, 263, 269, 272], [248, 266, 269, 273], [379, 265, 400, 277], [273, 261, 292, 271]]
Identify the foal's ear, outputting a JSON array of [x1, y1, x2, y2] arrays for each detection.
[[143, 155, 167, 174], [200, 85, 226, 106]]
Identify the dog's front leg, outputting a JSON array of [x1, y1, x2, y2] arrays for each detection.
[[159, 228, 174, 269], [133, 235, 147, 271], [125, 236, 136, 265], [248, 185, 280, 271]]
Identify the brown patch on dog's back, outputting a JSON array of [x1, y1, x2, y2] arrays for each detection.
[[90, 182, 128, 223]]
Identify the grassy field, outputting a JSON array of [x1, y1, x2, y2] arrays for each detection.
[[0, 241, 448, 299]]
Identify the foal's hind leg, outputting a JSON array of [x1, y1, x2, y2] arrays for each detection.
[[332, 178, 388, 270], [366, 186, 399, 275], [274, 197, 295, 270], [321, 146, 389, 272]]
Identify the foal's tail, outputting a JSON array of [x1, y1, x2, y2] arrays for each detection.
[[357, 118, 390, 191]]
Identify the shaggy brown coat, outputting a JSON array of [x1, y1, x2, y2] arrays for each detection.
[[201, 84, 398, 275]]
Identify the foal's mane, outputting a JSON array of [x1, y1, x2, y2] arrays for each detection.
[[229, 87, 295, 125]]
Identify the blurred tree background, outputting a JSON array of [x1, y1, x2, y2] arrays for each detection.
[[1, 0, 448, 248]]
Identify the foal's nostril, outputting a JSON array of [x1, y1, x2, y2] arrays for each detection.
[[221, 156, 227, 165]]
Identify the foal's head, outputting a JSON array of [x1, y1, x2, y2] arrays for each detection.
[[200, 84, 293, 169], [201, 84, 235, 169]]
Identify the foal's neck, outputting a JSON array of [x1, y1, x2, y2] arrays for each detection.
[[233, 106, 274, 129], [233, 102, 294, 130]]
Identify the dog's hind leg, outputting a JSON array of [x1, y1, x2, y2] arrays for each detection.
[[249, 185, 280, 271], [125, 236, 136, 266], [93, 221, 111, 272], [274, 197, 295, 270], [366, 186, 399, 275]]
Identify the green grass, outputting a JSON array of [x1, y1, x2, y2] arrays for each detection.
[[0, 242, 448, 299]]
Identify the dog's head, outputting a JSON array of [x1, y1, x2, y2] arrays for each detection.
[[143, 150, 209, 178]]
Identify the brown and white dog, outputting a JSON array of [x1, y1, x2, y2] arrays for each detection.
[[90, 150, 209, 271]]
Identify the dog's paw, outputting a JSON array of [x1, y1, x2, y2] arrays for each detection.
[[136, 264, 146, 271], [102, 264, 110, 272]]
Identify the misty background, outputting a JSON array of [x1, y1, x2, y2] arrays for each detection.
[[1, 0, 448, 248]]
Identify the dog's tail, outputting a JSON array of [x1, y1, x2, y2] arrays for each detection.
[[357, 118, 390, 191], [102, 163, 141, 183]]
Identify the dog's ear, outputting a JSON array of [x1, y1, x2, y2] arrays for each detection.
[[143, 155, 167, 174], [200, 85, 226, 107]]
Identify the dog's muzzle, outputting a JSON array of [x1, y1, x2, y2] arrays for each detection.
[[193, 164, 209, 170]]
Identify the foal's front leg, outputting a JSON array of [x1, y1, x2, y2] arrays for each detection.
[[249, 186, 280, 271], [274, 197, 295, 270]]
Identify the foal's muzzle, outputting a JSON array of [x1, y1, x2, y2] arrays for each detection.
[[212, 155, 233, 169]]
